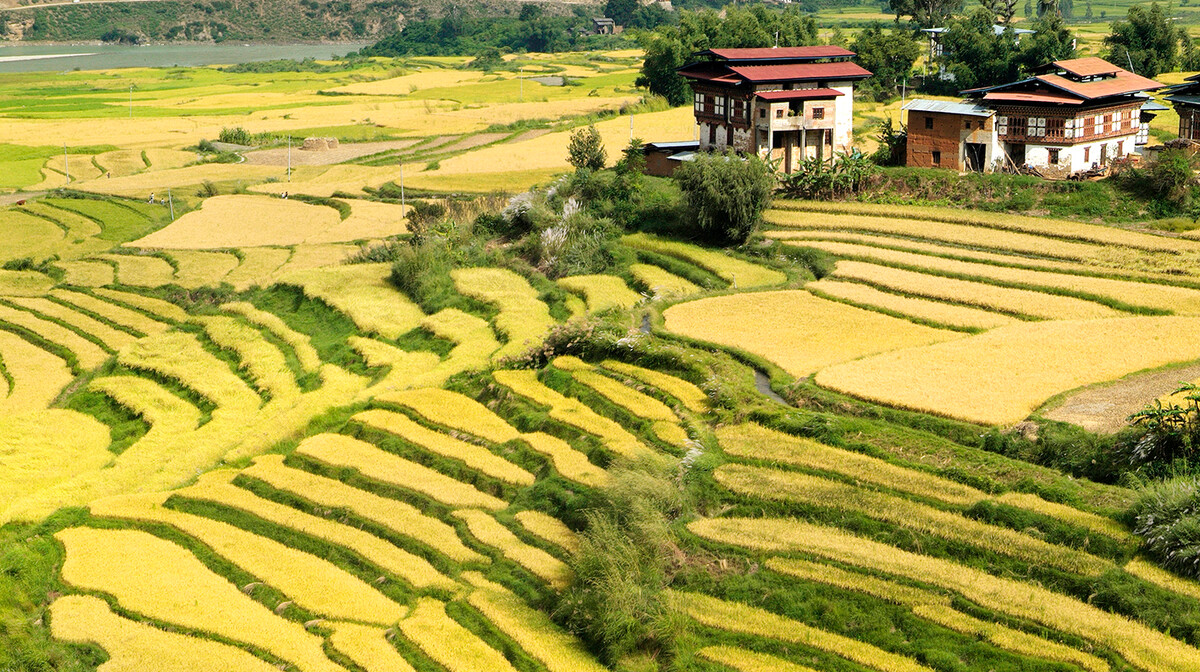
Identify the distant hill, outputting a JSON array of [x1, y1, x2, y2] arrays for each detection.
[[0, 0, 596, 43]]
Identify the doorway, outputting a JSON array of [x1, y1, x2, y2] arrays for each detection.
[[965, 143, 985, 172], [1009, 143, 1026, 167]]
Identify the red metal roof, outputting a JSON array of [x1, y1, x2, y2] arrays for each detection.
[[1037, 71, 1161, 99], [728, 62, 872, 82], [983, 91, 1083, 104], [704, 46, 856, 61], [755, 88, 844, 101], [1049, 57, 1121, 77]]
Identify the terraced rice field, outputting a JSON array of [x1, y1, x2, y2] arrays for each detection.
[[7, 57, 1200, 672]]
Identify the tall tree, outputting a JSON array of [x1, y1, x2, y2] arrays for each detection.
[[888, 0, 965, 28], [603, 0, 638, 26], [1104, 3, 1186, 76], [981, 0, 1019, 24], [636, 32, 691, 105], [852, 25, 921, 100]]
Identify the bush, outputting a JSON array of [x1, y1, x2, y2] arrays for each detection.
[[218, 126, 253, 145], [1126, 386, 1200, 466], [568, 125, 607, 172], [673, 150, 774, 245], [778, 151, 877, 200], [1130, 476, 1200, 577]]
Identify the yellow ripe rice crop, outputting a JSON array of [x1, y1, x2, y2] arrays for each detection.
[[653, 421, 690, 447], [273, 243, 357, 275], [398, 598, 519, 672], [622, 233, 785, 288], [453, 509, 573, 590], [629, 263, 702, 298], [1126, 557, 1200, 602], [251, 165, 398, 199], [690, 518, 1200, 672], [132, 195, 341, 249], [697, 645, 820, 672], [91, 288, 188, 322], [0, 303, 109, 369], [0, 269, 54, 297], [463, 572, 606, 672], [773, 200, 1200, 253], [88, 376, 201, 431], [143, 148, 197, 172], [803, 241, 1200, 316], [55, 527, 349, 672], [664, 290, 960, 378], [565, 294, 587, 318], [118, 331, 260, 410], [303, 199, 409, 244], [378, 387, 521, 443], [766, 556, 947, 607], [46, 154, 103, 182], [514, 510, 579, 555], [51, 290, 170, 335], [89, 493, 408, 625], [95, 254, 176, 287], [401, 168, 564, 195], [830, 261, 1122, 320], [451, 267, 556, 359], [717, 423, 985, 507], [556, 274, 642, 312], [765, 209, 1106, 262], [94, 149, 146, 177], [197, 315, 299, 399], [716, 463, 1109, 575], [494, 369, 649, 458], [807, 278, 1017, 330], [176, 470, 454, 590], [816, 316, 1200, 426], [224, 247, 291, 290], [912, 603, 1111, 672], [420, 308, 500, 373], [222, 301, 322, 372], [0, 210, 67, 264], [668, 590, 934, 672], [57, 261, 114, 287], [23, 201, 102, 239], [327, 622, 417, 672], [555, 357, 677, 422], [281, 263, 425, 339], [0, 410, 112, 520], [243, 455, 485, 564], [328, 68, 486, 95], [71, 164, 282, 199], [354, 409, 535, 486], [428, 107, 694, 177], [600, 360, 709, 413], [167, 250, 239, 288], [994, 492, 1131, 541], [296, 433, 507, 510], [8, 297, 137, 350], [0, 330, 73, 414], [519, 432, 609, 487], [50, 595, 284, 672], [353, 338, 441, 394]]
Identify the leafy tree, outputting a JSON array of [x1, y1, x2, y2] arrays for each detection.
[[628, 3, 674, 30], [674, 151, 774, 245], [887, 0, 965, 28], [981, 0, 1018, 24], [468, 47, 504, 70], [518, 3, 542, 21], [636, 33, 691, 105], [568, 125, 607, 172], [851, 24, 920, 101], [933, 8, 1074, 91], [1018, 12, 1075, 68], [604, 0, 638, 25], [1104, 3, 1186, 77]]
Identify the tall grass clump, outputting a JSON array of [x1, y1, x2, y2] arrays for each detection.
[[1131, 475, 1200, 578], [555, 459, 690, 666]]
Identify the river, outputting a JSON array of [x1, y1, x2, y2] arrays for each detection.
[[0, 41, 371, 72]]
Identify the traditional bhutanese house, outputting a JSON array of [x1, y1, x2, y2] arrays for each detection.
[[905, 58, 1161, 175], [1163, 74, 1200, 141], [676, 46, 871, 172], [902, 99, 1000, 171]]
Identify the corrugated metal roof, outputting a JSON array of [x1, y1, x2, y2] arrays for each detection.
[[1141, 100, 1170, 111], [728, 62, 872, 82], [902, 99, 994, 116], [1167, 94, 1200, 106], [644, 141, 700, 150], [701, 46, 856, 61], [756, 88, 843, 101]]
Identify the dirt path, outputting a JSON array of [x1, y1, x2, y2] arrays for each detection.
[[1043, 362, 1200, 433], [243, 139, 420, 166]]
